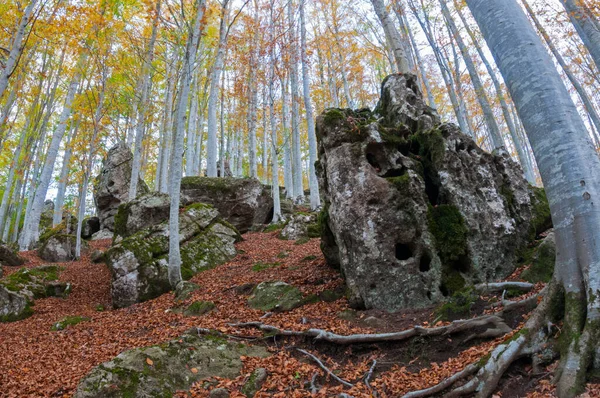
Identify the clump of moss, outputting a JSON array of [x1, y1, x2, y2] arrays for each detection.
[[529, 186, 552, 238], [386, 174, 411, 193], [306, 223, 321, 238], [264, 222, 287, 233], [2, 265, 60, 294], [295, 237, 311, 245], [427, 205, 468, 265], [323, 108, 346, 125], [251, 261, 281, 272], [434, 290, 477, 322], [521, 236, 555, 283], [52, 315, 90, 331], [113, 203, 132, 237], [183, 300, 216, 316], [301, 255, 317, 262], [410, 128, 446, 170], [95, 304, 105, 312]]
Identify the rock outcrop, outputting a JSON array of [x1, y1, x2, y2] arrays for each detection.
[[180, 177, 273, 233], [0, 243, 25, 266], [247, 281, 305, 312], [37, 219, 87, 262], [279, 212, 320, 241], [74, 331, 269, 398], [316, 74, 551, 312], [93, 142, 149, 232], [113, 192, 170, 238], [105, 203, 240, 308]]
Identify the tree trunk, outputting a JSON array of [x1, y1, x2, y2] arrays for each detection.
[[247, 0, 259, 179], [52, 121, 79, 226], [439, 0, 505, 149], [281, 75, 294, 199], [288, 0, 304, 203], [0, 0, 38, 100], [466, 1, 600, 395], [560, 0, 600, 73], [370, 0, 411, 73], [299, 0, 320, 209], [269, 2, 282, 223]]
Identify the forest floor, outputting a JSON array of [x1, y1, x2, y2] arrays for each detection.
[[1, 232, 599, 397]]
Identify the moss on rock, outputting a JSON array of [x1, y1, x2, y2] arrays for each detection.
[[247, 282, 305, 312], [52, 315, 90, 331], [183, 301, 216, 316]]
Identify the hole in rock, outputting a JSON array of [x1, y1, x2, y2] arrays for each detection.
[[456, 142, 467, 151], [395, 243, 413, 261], [382, 168, 406, 178], [370, 283, 377, 290], [423, 173, 440, 205], [419, 252, 431, 272], [108, 180, 115, 187], [427, 291, 432, 300], [450, 254, 471, 273], [366, 152, 381, 171]]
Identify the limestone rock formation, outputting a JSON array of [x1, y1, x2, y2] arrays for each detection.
[[316, 74, 551, 312], [0, 286, 30, 322], [74, 331, 269, 398], [113, 192, 170, 238], [279, 212, 320, 241], [38, 235, 77, 262], [0, 243, 25, 266], [105, 203, 240, 308], [180, 177, 273, 233], [93, 142, 149, 232]]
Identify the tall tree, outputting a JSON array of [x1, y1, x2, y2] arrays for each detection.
[[466, 1, 600, 396], [370, 0, 411, 73], [560, 0, 600, 73]]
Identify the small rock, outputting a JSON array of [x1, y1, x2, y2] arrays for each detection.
[[210, 388, 231, 398], [90, 250, 105, 263], [363, 316, 384, 329], [174, 281, 201, 301], [279, 213, 319, 241], [183, 301, 216, 316], [91, 229, 114, 241], [0, 243, 25, 267], [37, 234, 81, 262], [234, 283, 257, 295], [241, 368, 268, 397], [45, 281, 71, 298], [247, 281, 304, 312]]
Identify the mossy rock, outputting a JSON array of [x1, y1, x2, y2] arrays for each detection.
[[251, 261, 281, 272], [318, 286, 346, 303], [434, 290, 477, 322], [521, 232, 555, 283], [174, 281, 201, 302], [241, 367, 267, 397], [52, 315, 90, 331], [0, 286, 32, 322], [529, 186, 552, 238], [247, 282, 305, 312], [74, 332, 270, 398], [0, 265, 61, 299], [183, 301, 216, 316]]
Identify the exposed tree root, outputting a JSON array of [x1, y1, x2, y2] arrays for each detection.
[[474, 281, 534, 294], [296, 348, 354, 387], [230, 315, 511, 344], [401, 362, 480, 398]]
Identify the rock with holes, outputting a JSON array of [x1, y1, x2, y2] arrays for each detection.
[[180, 177, 273, 233], [81, 217, 100, 239], [105, 203, 240, 308], [74, 331, 269, 398], [93, 142, 149, 232], [316, 73, 551, 312]]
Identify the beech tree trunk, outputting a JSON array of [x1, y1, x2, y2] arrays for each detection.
[[288, 0, 304, 202], [467, 0, 600, 395], [560, 0, 600, 73], [370, 0, 410, 74]]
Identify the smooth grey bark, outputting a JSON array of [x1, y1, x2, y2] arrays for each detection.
[[299, 0, 320, 209], [268, 2, 282, 223], [396, 6, 436, 107], [560, 0, 600, 72], [439, 0, 504, 149], [370, 0, 411, 73], [326, 58, 340, 108], [185, 75, 198, 176], [129, 0, 160, 199], [467, 1, 600, 396], [0, 0, 38, 100], [523, 0, 600, 151], [454, 0, 535, 182], [19, 52, 87, 249], [52, 121, 79, 226], [281, 75, 294, 199], [219, 62, 226, 176], [0, 126, 27, 232], [288, 0, 304, 202], [206, 0, 230, 177], [247, 0, 259, 179], [168, 0, 205, 288], [158, 49, 176, 192], [2, 178, 21, 242], [408, 0, 470, 135], [262, 86, 268, 183]]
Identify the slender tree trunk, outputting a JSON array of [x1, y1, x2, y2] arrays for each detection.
[[158, 50, 176, 192], [281, 75, 294, 199], [299, 0, 320, 209], [185, 76, 198, 176], [262, 87, 268, 183], [52, 121, 79, 226], [20, 52, 87, 249], [129, 0, 161, 199], [269, 3, 282, 223], [219, 63, 226, 176], [168, 0, 205, 288], [247, 0, 259, 179], [560, 0, 600, 73], [206, 0, 230, 177], [467, 1, 600, 396], [370, 0, 411, 73], [439, 0, 504, 149], [0, 0, 39, 100]]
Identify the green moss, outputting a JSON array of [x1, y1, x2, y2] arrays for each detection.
[[559, 292, 587, 356], [427, 205, 468, 265], [410, 128, 446, 169], [434, 290, 477, 322], [301, 255, 317, 262], [51, 315, 90, 331], [323, 108, 346, 125], [294, 237, 310, 245], [114, 202, 132, 237], [248, 282, 305, 312], [500, 182, 516, 217], [0, 301, 34, 322], [306, 223, 321, 238], [1, 265, 60, 294], [441, 270, 466, 295], [386, 174, 411, 193], [521, 238, 555, 283], [264, 222, 286, 233], [251, 261, 281, 272], [95, 304, 105, 312], [183, 300, 216, 316], [180, 176, 240, 193], [184, 203, 213, 211], [529, 186, 552, 237]]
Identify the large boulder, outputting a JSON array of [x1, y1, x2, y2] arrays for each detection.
[[105, 203, 240, 308], [279, 212, 320, 241], [180, 177, 273, 233], [247, 281, 305, 312], [0, 243, 25, 266], [39, 200, 55, 231], [93, 142, 149, 231], [0, 286, 30, 322], [316, 74, 551, 312], [113, 192, 170, 238], [37, 220, 88, 262], [74, 331, 269, 398]]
